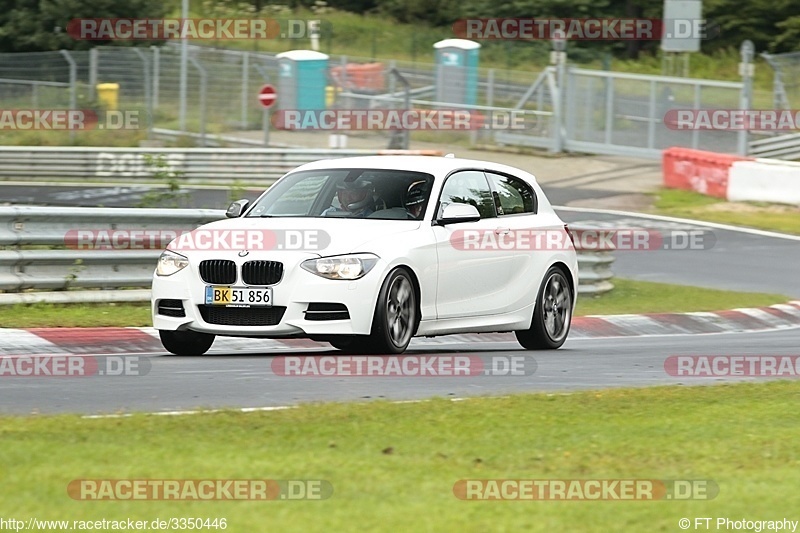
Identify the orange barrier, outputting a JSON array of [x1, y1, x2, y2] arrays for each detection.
[[330, 63, 385, 91], [662, 147, 752, 199], [376, 150, 444, 156]]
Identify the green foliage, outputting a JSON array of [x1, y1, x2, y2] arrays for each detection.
[[228, 180, 249, 204], [0, 0, 168, 52], [136, 154, 189, 208], [704, 0, 800, 53], [4, 0, 800, 59]]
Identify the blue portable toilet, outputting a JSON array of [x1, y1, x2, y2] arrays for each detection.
[[434, 39, 480, 106], [276, 50, 329, 111]]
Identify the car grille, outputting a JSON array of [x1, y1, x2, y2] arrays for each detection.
[[198, 305, 286, 326], [199, 260, 236, 285], [304, 303, 350, 321], [157, 299, 186, 317], [242, 260, 283, 285]]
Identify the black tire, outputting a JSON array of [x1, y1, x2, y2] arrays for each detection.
[[516, 266, 573, 350], [363, 268, 418, 354], [327, 337, 351, 350], [327, 336, 374, 353], [159, 330, 215, 356]]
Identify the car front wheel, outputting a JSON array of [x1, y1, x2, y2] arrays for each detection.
[[159, 330, 216, 356], [516, 266, 573, 350], [363, 268, 417, 354]]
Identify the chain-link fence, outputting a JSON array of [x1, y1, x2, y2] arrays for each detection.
[[761, 51, 800, 110], [0, 52, 75, 109], [0, 44, 553, 149], [564, 69, 743, 155], [0, 43, 760, 158]]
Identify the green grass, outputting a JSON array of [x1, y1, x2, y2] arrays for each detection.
[[2, 382, 800, 530], [0, 129, 148, 147], [0, 280, 788, 328], [0, 302, 152, 328], [653, 188, 800, 235], [576, 278, 787, 315]]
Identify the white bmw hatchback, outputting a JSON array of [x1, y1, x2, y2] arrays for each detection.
[[151, 155, 578, 355]]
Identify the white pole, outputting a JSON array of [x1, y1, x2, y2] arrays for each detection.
[[178, 0, 188, 132]]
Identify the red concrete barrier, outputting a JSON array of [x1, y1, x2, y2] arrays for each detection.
[[662, 147, 752, 199]]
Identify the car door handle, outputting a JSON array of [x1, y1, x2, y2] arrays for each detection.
[[494, 227, 511, 235]]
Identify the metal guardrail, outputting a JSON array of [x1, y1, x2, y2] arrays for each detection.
[[0, 206, 221, 297], [748, 132, 800, 160], [0, 207, 614, 303], [0, 147, 444, 185]]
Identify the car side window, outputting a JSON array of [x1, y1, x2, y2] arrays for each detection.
[[439, 171, 497, 219], [486, 172, 536, 215]]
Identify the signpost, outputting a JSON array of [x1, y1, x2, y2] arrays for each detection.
[[258, 84, 277, 146]]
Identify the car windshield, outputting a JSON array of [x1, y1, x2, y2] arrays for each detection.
[[245, 168, 435, 220]]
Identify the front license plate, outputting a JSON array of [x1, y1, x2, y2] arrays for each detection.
[[205, 286, 272, 307]]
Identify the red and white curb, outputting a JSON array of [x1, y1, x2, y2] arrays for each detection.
[[1, 302, 799, 356]]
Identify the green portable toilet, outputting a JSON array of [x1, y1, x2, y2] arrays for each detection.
[[276, 50, 329, 111], [434, 39, 480, 107]]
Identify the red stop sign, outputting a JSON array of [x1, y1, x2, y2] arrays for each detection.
[[258, 84, 277, 109]]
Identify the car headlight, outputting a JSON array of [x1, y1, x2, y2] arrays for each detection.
[[156, 250, 189, 276], [301, 254, 379, 280]]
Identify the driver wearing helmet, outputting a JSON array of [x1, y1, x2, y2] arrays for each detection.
[[323, 179, 376, 217], [403, 180, 428, 219]]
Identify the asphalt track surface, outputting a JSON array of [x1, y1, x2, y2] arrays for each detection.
[[1, 182, 798, 415], [1, 328, 798, 416], [558, 209, 800, 298]]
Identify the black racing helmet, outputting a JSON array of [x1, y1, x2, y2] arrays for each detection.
[[404, 180, 428, 211]]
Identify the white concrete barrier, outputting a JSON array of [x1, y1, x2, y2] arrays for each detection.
[[728, 159, 800, 205]]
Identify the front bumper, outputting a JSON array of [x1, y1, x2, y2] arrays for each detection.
[[151, 256, 382, 337]]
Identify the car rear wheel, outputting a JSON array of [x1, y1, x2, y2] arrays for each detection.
[[516, 266, 572, 350], [159, 330, 215, 356]]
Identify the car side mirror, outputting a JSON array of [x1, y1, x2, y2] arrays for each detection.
[[435, 203, 481, 225], [226, 199, 249, 218]]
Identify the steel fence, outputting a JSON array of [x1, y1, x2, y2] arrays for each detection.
[[761, 51, 800, 110], [0, 146, 442, 184], [0, 43, 761, 158], [0, 206, 614, 302], [563, 68, 744, 158]]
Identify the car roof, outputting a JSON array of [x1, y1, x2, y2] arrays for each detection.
[[290, 155, 538, 182]]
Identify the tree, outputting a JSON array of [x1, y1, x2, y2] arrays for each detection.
[[0, 0, 168, 52]]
